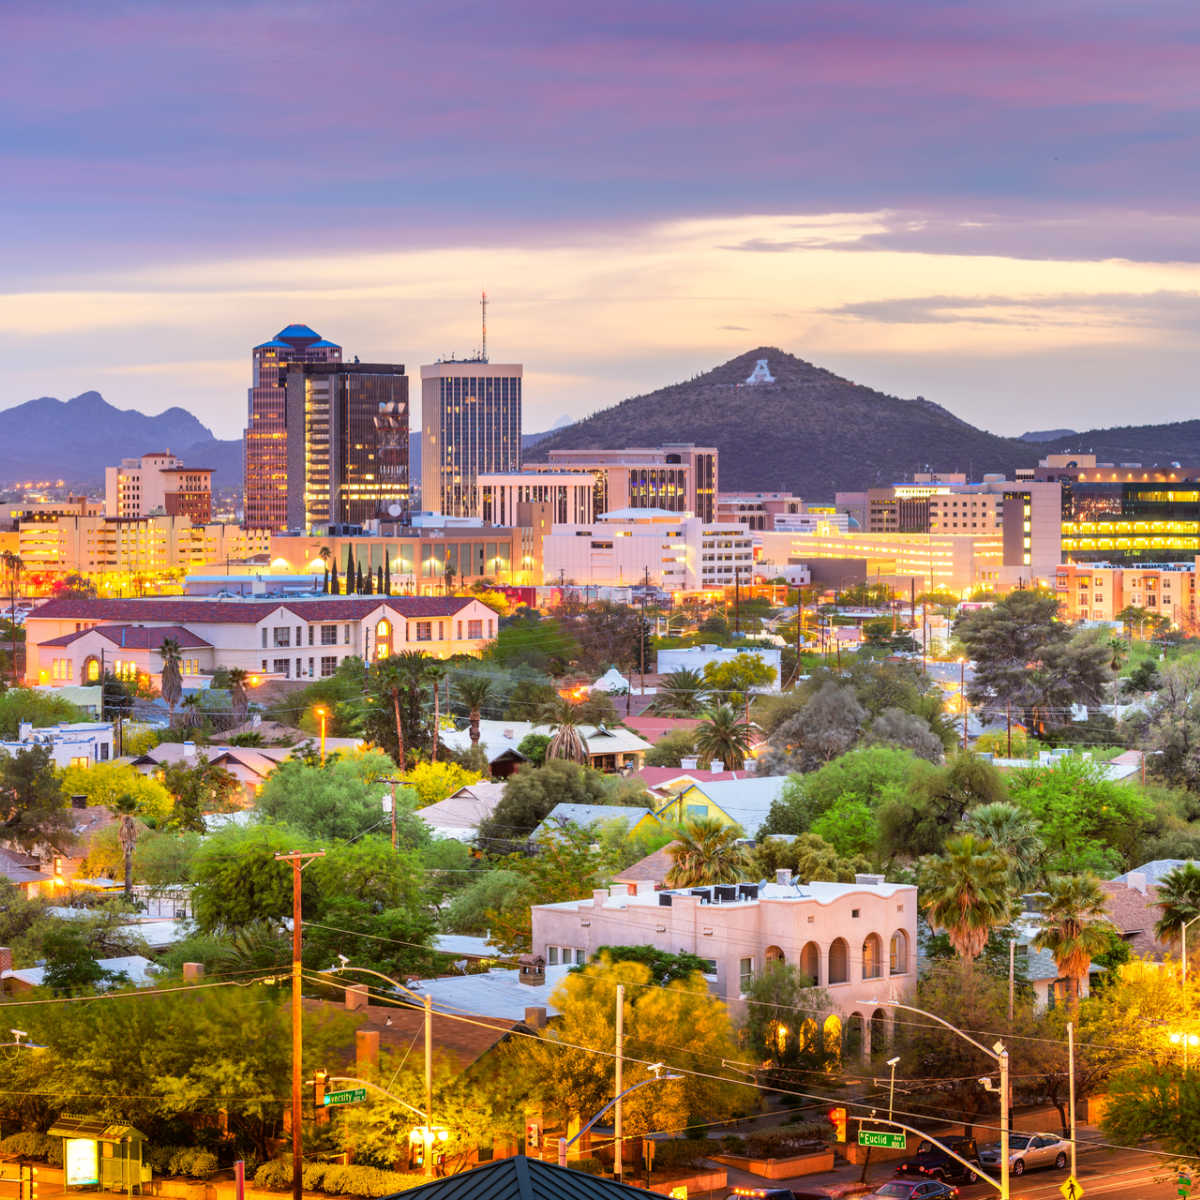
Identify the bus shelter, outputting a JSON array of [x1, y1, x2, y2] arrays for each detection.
[[48, 1118, 151, 1195]]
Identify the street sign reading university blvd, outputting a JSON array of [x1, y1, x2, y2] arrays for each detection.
[[323, 1088, 367, 1107], [858, 1130, 906, 1149]]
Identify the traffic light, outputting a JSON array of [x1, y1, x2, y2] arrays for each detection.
[[827, 1107, 847, 1142], [314, 1069, 328, 1109], [525, 1120, 540, 1150]]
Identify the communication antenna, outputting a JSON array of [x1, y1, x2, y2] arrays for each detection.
[[480, 289, 488, 363]]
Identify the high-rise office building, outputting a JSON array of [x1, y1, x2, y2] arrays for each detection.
[[104, 452, 213, 523], [421, 360, 522, 517], [283, 362, 409, 532], [244, 325, 342, 530]]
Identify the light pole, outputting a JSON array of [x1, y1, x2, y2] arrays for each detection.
[[314, 706, 328, 764], [886, 1055, 901, 1121], [959, 656, 968, 750], [1170, 1030, 1200, 1073], [1180, 912, 1200, 988], [557, 1064, 682, 1170], [323, 960, 435, 1177], [868, 998, 1009, 1200]]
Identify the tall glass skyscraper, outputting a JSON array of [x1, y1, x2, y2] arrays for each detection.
[[244, 324, 341, 530], [420, 360, 522, 517]]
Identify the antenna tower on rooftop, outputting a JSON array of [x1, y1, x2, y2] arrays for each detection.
[[480, 289, 488, 363]]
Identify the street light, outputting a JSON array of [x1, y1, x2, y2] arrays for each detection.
[[868, 998, 1009, 1200], [557, 1064, 683, 1170], [313, 706, 328, 764], [886, 1055, 901, 1121], [1170, 1030, 1200, 1072], [958, 657, 968, 750], [1181, 913, 1200, 989], [322, 962, 435, 1178]]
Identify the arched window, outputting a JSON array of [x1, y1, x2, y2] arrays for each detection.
[[828, 938, 849, 985], [84, 657, 101, 684], [823, 1014, 843, 1062], [375, 618, 393, 660], [799, 941, 820, 985], [844, 1013, 865, 1059], [862, 933, 883, 980], [889, 930, 910, 975], [870, 1008, 889, 1053], [765, 945, 785, 965]]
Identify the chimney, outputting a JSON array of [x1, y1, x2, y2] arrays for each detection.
[[182, 962, 205, 981], [183, 741, 197, 762], [775, 869, 792, 886], [71, 794, 87, 810], [679, 756, 699, 770], [345, 983, 369, 1011], [17, 723, 31, 742], [855, 873, 886, 886], [524, 1006, 548, 1030], [592, 888, 609, 908], [356, 1029, 380, 1072], [1126, 872, 1147, 895], [0, 948, 11, 976]]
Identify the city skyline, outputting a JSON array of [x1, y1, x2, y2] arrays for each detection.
[[8, 2, 1200, 438]]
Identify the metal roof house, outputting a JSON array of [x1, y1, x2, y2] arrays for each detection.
[[384, 1155, 654, 1197]]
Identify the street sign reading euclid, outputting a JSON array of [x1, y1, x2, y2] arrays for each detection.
[[323, 1088, 367, 1106], [858, 1130, 906, 1149]]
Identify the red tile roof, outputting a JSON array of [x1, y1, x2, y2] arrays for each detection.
[[39, 624, 211, 650], [636, 766, 754, 788], [30, 595, 478, 626], [1100, 879, 1168, 960], [622, 717, 703, 741]]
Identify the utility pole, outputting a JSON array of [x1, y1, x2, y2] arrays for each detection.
[[960, 657, 968, 750], [275, 849, 325, 1200], [640, 567, 649, 702], [733, 567, 740, 634], [1006, 701, 1012, 758], [1008, 938, 1015, 1022], [614, 983, 625, 1181], [390, 780, 398, 849], [1067, 1021, 1077, 1180]]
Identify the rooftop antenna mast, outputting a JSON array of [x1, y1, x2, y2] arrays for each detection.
[[480, 289, 488, 363]]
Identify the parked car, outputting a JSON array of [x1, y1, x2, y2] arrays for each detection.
[[895, 1137, 981, 1185], [725, 1190, 832, 1200], [866, 1181, 960, 1200], [979, 1132, 1070, 1175]]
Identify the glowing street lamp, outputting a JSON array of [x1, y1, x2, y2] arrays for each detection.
[[313, 705, 328, 764], [1170, 1030, 1200, 1071]]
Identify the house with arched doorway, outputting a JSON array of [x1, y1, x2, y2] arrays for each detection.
[[531, 869, 916, 1058]]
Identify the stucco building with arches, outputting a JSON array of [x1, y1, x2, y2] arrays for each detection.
[[530, 870, 917, 1058]]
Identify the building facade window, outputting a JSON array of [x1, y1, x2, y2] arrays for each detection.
[[375, 618, 393, 658], [273, 627, 290, 647], [320, 655, 338, 677], [273, 658, 290, 678], [415, 621, 433, 641], [321, 624, 337, 645], [739, 957, 754, 990], [468, 619, 483, 638]]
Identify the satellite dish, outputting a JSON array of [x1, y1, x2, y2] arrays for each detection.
[[387, 504, 403, 517]]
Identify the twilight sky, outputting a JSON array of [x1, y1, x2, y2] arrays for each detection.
[[5, 0, 1200, 439]]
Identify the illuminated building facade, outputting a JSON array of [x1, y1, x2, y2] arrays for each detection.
[[476, 472, 594, 526], [1055, 560, 1200, 627], [717, 492, 806, 530], [539, 444, 719, 522], [244, 325, 342, 530], [104, 453, 213, 522], [283, 362, 409, 531], [421, 360, 523, 517]]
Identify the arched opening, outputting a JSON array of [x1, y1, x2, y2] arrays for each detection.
[[83, 657, 101, 684], [862, 933, 883, 980], [799, 941, 820, 985], [844, 1013, 865, 1059], [871, 1008, 889, 1054], [823, 1014, 842, 1063], [764, 945, 785, 965], [889, 930, 910, 975], [828, 938, 849, 985], [799, 1017, 819, 1056], [375, 618, 393, 660]]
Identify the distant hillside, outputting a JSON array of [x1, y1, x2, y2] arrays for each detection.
[[526, 348, 1029, 496], [1019, 428, 1077, 443], [0, 392, 242, 488], [1035, 420, 1200, 466]]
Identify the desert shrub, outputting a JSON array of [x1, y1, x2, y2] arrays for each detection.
[[166, 1149, 219, 1179], [254, 1161, 293, 1191], [302, 1164, 329, 1191], [568, 1157, 605, 1175], [743, 1122, 831, 1157], [719, 1135, 747, 1155], [651, 1139, 712, 1169], [0, 1133, 55, 1162]]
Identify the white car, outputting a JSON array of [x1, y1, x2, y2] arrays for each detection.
[[978, 1132, 1069, 1176]]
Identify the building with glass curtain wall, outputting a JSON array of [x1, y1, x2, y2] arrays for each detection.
[[283, 362, 409, 531], [244, 325, 342, 530], [420, 360, 522, 517]]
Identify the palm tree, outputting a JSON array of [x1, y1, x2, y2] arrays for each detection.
[[115, 797, 138, 900], [1156, 862, 1200, 953], [539, 695, 589, 764], [454, 672, 494, 747], [1033, 873, 1113, 1014], [159, 637, 183, 719], [921, 833, 1013, 968], [650, 668, 706, 716], [693, 704, 753, 770], [1, 551, 21, 685], [962, 801, 1045, 892], [664, 817, 749, 887], [179, 693, 204, 729], [370, 650, 429, 768], [227, 667, 250, 724], [424, 660, 447, 763]]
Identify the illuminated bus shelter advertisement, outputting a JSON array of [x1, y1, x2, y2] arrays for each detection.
[[65, 1139, 99, 1187]]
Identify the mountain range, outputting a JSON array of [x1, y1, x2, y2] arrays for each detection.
[[6, 359, 1200, 500], [0, 392, 241, 488]]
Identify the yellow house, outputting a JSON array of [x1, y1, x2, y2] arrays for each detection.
[[652, 776, 789, 838]]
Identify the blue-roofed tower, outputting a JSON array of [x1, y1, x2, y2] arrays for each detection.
[[244, 325, 342, 530]]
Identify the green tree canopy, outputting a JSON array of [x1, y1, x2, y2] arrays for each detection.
[[59, 761, 173, 825], [0, 688, 88, 738], [0, 743, 72, 852], [920, 832, 1013, 966], [664, 816, 749, 886], [477, 759, 608, 848]]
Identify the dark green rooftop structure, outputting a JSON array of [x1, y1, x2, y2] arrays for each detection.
[[383, 1155, 657, 1197], [48, 1117, 151, 1195]]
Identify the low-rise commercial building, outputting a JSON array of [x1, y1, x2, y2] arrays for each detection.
[[1055, 559, 1199, 627], [717, 492, 806, 530], [476, 471, 595, 527], [531, 872, 917, 1051], [541, 509, 753, 591], [104, 453, 213, 522], [25, 594, 498, 686], [0, 720, 114, 769]]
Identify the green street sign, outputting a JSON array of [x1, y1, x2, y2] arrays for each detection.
[[859, 1130, 906, 1149], [323, 1088, 367, 1107]]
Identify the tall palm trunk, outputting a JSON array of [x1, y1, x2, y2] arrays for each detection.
[[392, 687, 405, 769]]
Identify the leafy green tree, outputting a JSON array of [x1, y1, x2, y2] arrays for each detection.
[[519, 955, 747, 1137], [59, 761, 173, 824], [573, 945, 715, 984], [749, 832, 870, 883], [955, 591, 1112, 733], [743, 961, 836, 1082], [40, 922, 131, 994], [649, 667, 707, 716], [961, 801, 1045, 891], [515, 731, 550, 765], [921, 833, 1013, 968], [443, 868, 532, 935], [664, 816, 748, 886], [366, 651, 431, 768], [865, 707, 944, 762], [1102, 1064, 1200, 1157], [810, 796, 879, 859], [0, 688, 89, 738], [502, 671, 559, 720], [477, 759, 608, 848], [563, 601, 646, 677], [0, 743, 71, 851], [1007, 756, 1151, 873], [693, 703, 753, 770], [761, 682, 866, 773], [256, 753, 421, 842], [159, 756, 239, 831], [192, 824, 309, 931], [1033, 873, 1113, 1014], [486, 610, 578, 675], [644, 727, 698, 767], [702, 654, 777, 718]]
